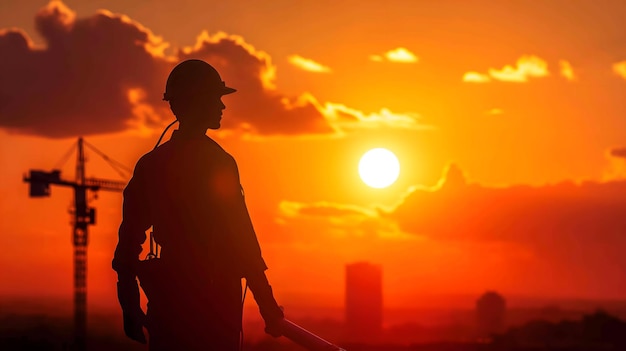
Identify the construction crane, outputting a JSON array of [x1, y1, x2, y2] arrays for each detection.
[[23, 137, 127, 351]]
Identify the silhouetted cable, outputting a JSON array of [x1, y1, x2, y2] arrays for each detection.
[[53, 140, 77, 171], [154, 120, 178, 149], [240, 283, 248, 351], [83, 140, 132, 179]]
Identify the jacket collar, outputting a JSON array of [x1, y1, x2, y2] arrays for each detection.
[[170, 129, 208, 141]]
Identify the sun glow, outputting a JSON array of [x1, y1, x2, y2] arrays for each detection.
[[358, 148, 400, 188]]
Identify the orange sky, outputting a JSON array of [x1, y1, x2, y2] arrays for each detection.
[[1, 1, 626, 316]]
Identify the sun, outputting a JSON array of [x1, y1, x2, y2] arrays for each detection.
[[358, 148, 400, 188]]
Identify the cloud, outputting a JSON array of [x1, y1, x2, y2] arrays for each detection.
[[280, 201, 377, 218], [0, 1, 171, 138], [287, 55, 332, 73], [317, 101, 432, 131], [559, 60, 576, 81], [0, 1, 335, 138], [604, 147, 626, 180], [370, 47, 418, 63], [463, 55, 550, 83], [609, 146, 626, 159], [463, 72, 492, 83], [386, 164, 626, 277], [380, 163, 626, 295], [278, 200, 413, 240], [488, 55, 549, 82], [613, 61, 626, 80]]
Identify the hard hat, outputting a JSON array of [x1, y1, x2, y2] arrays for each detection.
[[163, 59, 236, 101]]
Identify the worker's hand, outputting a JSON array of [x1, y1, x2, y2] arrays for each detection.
[[265, 319, 283, 338], [262, 305, 284, 338], [117, 278, 147, 344], [247, 270, 284, 337], [122, 309, 147, 344]]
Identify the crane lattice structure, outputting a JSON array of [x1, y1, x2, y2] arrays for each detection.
[[23, 137, 128, 351]]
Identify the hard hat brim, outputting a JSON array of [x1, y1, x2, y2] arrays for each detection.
[[222, 86, 237, 95]]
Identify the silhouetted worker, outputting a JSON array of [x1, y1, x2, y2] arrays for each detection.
[[112, 59, 284, 351]]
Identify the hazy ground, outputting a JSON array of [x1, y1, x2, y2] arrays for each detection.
[[2, 295, 626, 350]]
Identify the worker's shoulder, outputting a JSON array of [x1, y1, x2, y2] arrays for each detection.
[[139, 138, 237, 166], [204, 137, 237, 162], [133, 141, 175, 169], [138, 142, 170, 159]]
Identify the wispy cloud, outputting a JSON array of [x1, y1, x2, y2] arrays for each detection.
[[278, 200, 414, 240], [613, 61, 626, 80], [370, 47, 418, 63], [463, 72, 491, 83], [559, 60, 576, 81], [279, 201, 378, 219], [463, 55, 549, 83], [316, 101, 433, 131], [287, 54, 332, 73], [488, 55, 549, 82]]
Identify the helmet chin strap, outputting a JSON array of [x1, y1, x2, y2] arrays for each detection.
[[153, 119, 179, 150]]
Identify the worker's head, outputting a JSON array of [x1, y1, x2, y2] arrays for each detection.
[[163, 59, 236, 130]]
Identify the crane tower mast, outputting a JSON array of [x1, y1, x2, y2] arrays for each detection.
[[23, 137, 127, 351]]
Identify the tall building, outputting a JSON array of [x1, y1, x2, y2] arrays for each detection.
[[476, 290, 506, 336], [345, 262, 383, 340]]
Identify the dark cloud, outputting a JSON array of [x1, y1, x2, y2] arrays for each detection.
[[385, 164, 626, 288], [609, 146, 626, 159], [0, 1, 333, 138], [0, 2, 170, 138], [390, 165, 626, 244]]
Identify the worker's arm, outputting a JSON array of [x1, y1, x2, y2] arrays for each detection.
[[112, 156, 151, 280], [112, 156, 151, 344], [217, 155, 269, 275], [219, 155, 284, 335], [247, 270, 284, 337]]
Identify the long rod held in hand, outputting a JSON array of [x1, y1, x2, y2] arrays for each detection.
[[280, 319, 346, 351]]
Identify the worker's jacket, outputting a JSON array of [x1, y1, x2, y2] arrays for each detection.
[[112, 129, 268, 290], [112, 130, 275, 350]]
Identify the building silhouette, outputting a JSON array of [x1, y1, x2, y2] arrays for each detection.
[[476, 290, 506, 336], [345, 262, 383, 341]]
